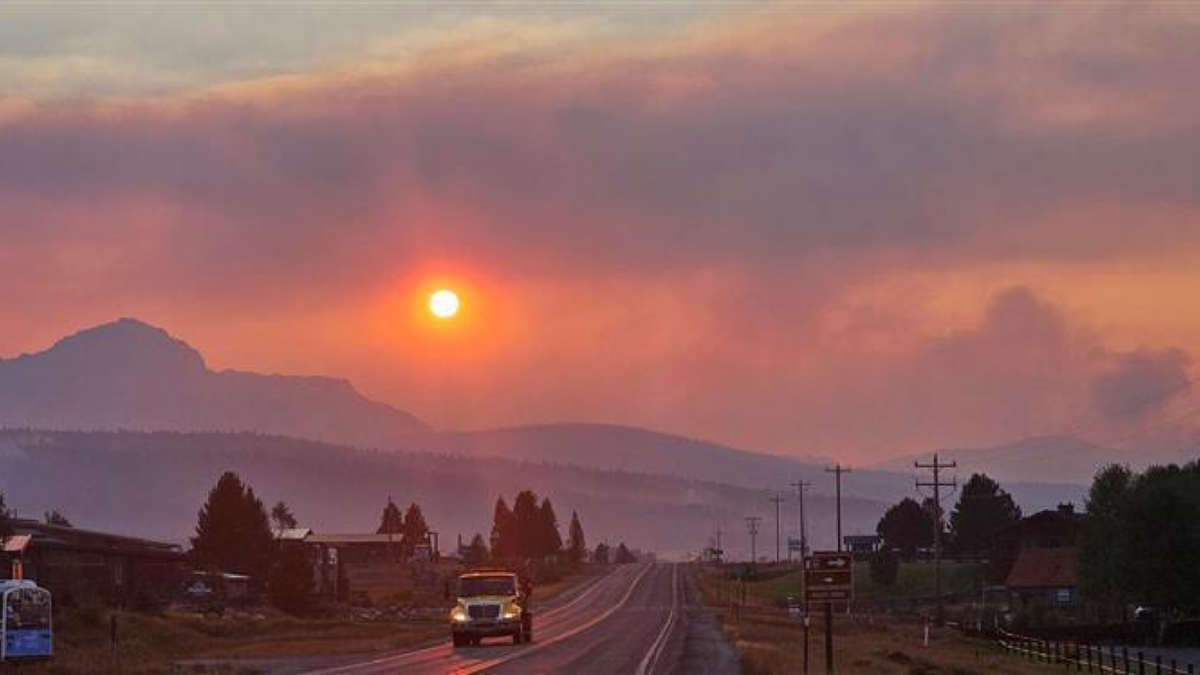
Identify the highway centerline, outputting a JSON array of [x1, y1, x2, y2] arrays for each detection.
[[635, 563, 678, 675]]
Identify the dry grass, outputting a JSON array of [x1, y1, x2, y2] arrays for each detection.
[[697, 568, 1059, 675], [18, 606, 444, 674]]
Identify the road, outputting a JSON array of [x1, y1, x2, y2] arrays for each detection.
[[307, 562, 739, 675]]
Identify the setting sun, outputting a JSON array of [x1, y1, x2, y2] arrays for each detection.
[[429, 289, 460, 319]]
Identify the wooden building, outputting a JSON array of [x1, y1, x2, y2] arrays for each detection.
[[2, 520, 186, 607]]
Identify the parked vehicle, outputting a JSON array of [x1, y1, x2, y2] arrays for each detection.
[[1, 580, 52, 662]]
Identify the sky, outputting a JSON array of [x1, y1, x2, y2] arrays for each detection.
[[2, 2, 1200, 464]]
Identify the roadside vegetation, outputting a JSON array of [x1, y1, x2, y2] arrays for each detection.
[[19, 605, 444, 674], [732, 560, 983, 605], [695, 566, 1056, 674]]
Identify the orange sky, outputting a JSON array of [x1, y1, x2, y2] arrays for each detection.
[[3, 4, 1200, 462]]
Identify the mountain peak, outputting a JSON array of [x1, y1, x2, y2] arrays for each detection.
[[44, 318, 207, 373]]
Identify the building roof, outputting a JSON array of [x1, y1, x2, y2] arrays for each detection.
[[275, 528, 312, 541], [2, 535, 32, 553], [5, 520, 184, 559], [992, 505, 1083, 540], [1005, 546, 1078, 589], [306, 533, 404, 545], [843, 535, 881, 543]]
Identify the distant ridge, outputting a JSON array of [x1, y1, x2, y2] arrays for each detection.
[[0, 318, 430, 447], [870, 435, 1142, 485], [0, 319, 1088, 511]]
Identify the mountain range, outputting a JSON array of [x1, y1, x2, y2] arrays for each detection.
[[0, 318, 1126, 550]]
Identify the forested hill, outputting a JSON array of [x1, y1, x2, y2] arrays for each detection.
[[0, 429, 889, 558]]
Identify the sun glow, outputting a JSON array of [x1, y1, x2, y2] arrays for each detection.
[[429, 289, 460, 319]]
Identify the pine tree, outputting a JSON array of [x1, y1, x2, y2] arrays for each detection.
[[271, 501, 298, 534], [876, 497, 934, 559], [491, 497, 514, 559], [191, 471, 275, 582], [401, 503, 430, 550], [465, 534, 490, 565], [512, 490, 541, 558], [592, 542, 610, 565], [948, 473, 1021, 556], [44, 510, 72, 527], [377, 498, 403, 535], [614, 542, 636, 564], [537, 497, 563, 558], [566, 511, 587, 566]]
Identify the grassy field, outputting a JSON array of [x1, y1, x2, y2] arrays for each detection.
[[20, 607, 445, 674], [20, 564, 604, 674], [735, 561, 983, 605], [697, 565, 1054, 674]]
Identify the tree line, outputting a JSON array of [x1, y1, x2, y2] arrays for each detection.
[[872, 473, 1021, 584], [1078, 460, 1200, 618], [456, 490, 634, 569]]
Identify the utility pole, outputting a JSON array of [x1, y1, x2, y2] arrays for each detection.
[[825, 464, 852, 552], [745, 516, 762, 567], [915, 453, 957, 626], [714, 526, 724, 564], [791, 480, 812, 560], [769, 492, 786, 564]]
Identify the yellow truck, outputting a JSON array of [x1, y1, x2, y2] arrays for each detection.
[[449, 571, 532, 647]]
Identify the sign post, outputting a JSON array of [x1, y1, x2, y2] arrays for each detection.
[[804, 552, 854, 674]]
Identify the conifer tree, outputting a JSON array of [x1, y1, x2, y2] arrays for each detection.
[[192, 471, 274, 582], [491, 497, 514, 559], [566, 511, 587, 566], [401, 502, 430, 550], [271, 501, 298, 534], [512, 490, 541, 558], [537, 497, 563, 558], [377, 497, 403, 535]]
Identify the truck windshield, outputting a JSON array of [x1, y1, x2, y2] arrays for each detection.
[[5, 590, 51, 631], [459, 576, 515, 597]]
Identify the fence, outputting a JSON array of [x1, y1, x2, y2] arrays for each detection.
[[997, 628, 1198, 674]]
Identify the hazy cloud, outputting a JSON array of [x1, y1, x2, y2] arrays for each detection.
[[2, 5, 1199, 460], [1093, 348, 1192, 420]]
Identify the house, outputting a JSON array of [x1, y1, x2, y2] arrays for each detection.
[[1004, 546, 1079, 608], [989, 503, 1083, 612], [989, 503, 1081, 584], [1, 519, 187, 607]]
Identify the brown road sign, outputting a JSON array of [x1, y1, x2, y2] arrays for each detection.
[[804, 551, 853, 602]]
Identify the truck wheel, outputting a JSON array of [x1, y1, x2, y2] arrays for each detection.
[[452, 633, 465, 648], [512, 627, 523, 645]]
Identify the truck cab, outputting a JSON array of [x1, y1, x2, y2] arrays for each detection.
[[450, 571, 531, 647]]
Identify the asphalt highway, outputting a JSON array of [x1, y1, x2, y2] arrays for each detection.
[[307, 562, 739, 675]]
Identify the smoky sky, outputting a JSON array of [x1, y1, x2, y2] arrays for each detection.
[[1, 4, 1198, 460]]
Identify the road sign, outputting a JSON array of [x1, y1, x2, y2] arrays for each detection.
[[804, 551, 853, 603]]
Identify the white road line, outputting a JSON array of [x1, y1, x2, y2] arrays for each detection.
[[635, 563, 678, 675], [453, 563, 657, 675], [305, 566, 625, 675]]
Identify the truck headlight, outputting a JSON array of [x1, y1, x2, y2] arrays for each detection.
[[503, 605, 521, 620], [451, 606, 469, 622]]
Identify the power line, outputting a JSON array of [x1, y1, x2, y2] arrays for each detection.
[[768, 492, 786, 564], [825, 464, 852, 552], [790, 480, 812, 561], [915, 453, 956, 626], [745, 516, 762, 566]]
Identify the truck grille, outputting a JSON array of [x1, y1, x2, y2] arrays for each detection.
[[468, 604, 500, 619]]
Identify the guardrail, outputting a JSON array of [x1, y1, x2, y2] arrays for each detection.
[[996, 627, 1197, 674]]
